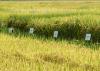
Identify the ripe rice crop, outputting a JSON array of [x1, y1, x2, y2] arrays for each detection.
[[0, 1, 100, 71], [4, 15, 99, 42]]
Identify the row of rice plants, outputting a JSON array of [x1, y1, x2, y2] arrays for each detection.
[[0, 14, 100, 42]]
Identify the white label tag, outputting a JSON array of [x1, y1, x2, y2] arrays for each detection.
[[85, 34, 91, 41], [53, 31, 58, 38], [29, 28, 34, 34], [8, 28, 14, 33]]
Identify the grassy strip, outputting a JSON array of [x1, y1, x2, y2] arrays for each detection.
[[0, 14, 99, 42]]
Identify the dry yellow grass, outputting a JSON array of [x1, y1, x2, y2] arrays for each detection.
[[0, 33, 100, 71]]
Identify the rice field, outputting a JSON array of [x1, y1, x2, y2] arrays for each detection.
[[0, 1, 100, 18], [0, 33, 100, 71], [0, 1, 100, 71]]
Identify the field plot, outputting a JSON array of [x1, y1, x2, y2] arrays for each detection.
[[0, 1, 100, 71], [0, 33, 99, 71]]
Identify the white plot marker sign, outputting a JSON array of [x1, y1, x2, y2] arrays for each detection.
[[85, 34, 91, 41], [8, 28, 14, 33], [53, 31, 58, 38], [29, 28, 35, 34]]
